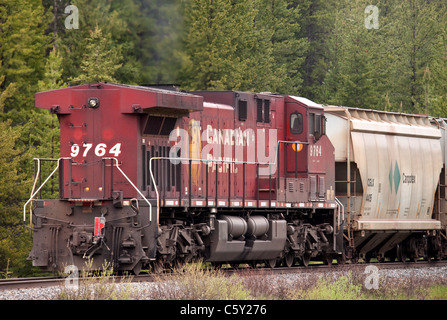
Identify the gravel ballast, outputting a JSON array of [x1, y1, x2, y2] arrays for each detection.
[[1, 265, 446, 300]]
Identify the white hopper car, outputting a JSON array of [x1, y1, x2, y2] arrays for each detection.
[[325, 106, 447, 262]]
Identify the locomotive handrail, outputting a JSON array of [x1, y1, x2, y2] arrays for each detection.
[[149, 156, 276, 226], [333, 197, 345, 252], [23, 157, 70, 225], [335, 197, 344, 228], [24, 157, 153, 226], [26, 140, 316, 227], [104, 157, 152, 223], [149, 140, 313, 224]]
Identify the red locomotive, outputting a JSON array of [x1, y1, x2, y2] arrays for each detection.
[[25, 83, 446, 273]]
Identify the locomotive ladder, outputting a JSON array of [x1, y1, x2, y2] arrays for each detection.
[[23, 157, 68, 225]]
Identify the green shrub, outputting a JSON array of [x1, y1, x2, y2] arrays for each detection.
[[149, 262, 251, 300], [288, 273, 365, 300], [56, 260, 134, 300], [427, 285, 447, 300]]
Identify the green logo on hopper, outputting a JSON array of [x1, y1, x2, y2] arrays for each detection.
[[388, 161, 400, 194]]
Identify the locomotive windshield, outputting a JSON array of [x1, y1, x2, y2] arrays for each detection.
[[290, 112, 303, 134]]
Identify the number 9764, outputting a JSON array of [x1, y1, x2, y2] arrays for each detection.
[[70, 142, 122, 158]]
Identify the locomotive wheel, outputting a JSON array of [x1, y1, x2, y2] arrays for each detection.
[[284, 252, 295, 268], [336, 252, 346, 265], [265, 259, 277, 269], [323, 254, 333, 266], [150, 261, 164, 274], [301, 253, 311, 267]]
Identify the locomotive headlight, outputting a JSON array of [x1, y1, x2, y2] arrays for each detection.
[[88, 97, 99, 108]]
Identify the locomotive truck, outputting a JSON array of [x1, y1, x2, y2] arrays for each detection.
[[24, 83, 447, 273]]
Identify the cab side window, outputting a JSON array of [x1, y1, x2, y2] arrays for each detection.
[[315, 114, 321, 135], [309, 113, 314, 135], [290, 112, 303, 134], [309, 112, 326, 139]]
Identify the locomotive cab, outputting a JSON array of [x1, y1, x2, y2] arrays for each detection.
[[281, 96, 335, 205]]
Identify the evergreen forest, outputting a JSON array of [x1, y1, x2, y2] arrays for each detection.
[[0, 0, 446, 277]]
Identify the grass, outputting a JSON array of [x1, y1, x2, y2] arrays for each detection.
[[287, 274, 365, 300], [145, 263, 252, 300], [427, 285, 447, 300], [57, 260, 135, 300], [54, 262, 447, 300]]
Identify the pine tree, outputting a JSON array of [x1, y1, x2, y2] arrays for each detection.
[[0, 74, 33, 277], [0, 0, 52, 113], [179, 0, 303, 92], [75, 26, 123, 83], [0, 118, 34, 278], [179, 0, 248, 90], [299, 0, 338, 101], [379, 0, 446, 114], [135, 0, 186, 85], [254, 0, 308, 94], [37, 46, 65, 91], [429, 20, 447, 117], [0, 64, 15, 114], [41, 0, 72, 44], [418, 2, 447, 117], [59, 0, 140, 84], [317, 0, 389, 109]]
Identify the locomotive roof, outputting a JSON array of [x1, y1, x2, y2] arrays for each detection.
[[288, 96, 322, 109], [35, 82, 203, 114]]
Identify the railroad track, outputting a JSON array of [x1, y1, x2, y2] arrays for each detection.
[[0, 276, 65, 290], [223, 259, 447, 277], [2, 260, 447, 291]]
